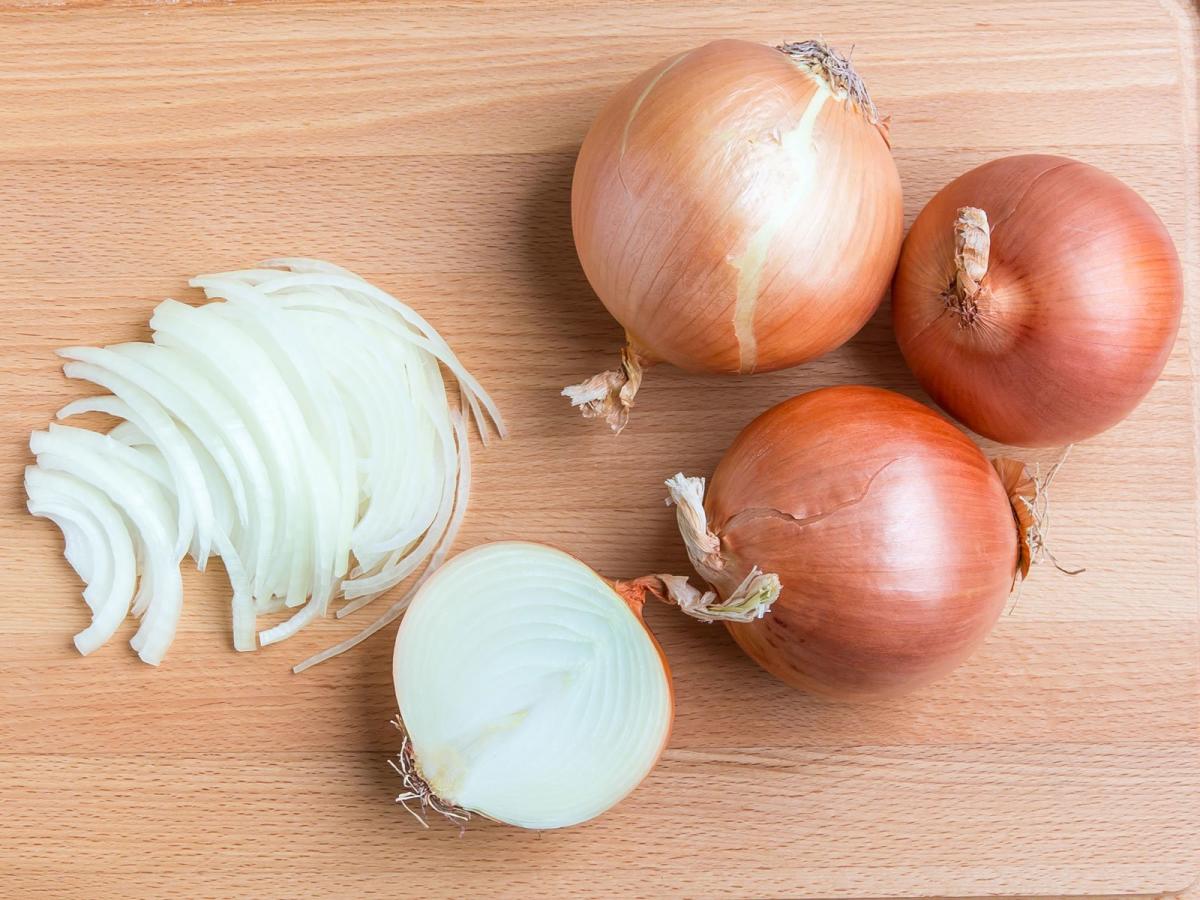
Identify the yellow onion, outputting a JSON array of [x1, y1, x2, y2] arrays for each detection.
[[565, 39, 904, 431], [892, 154, 1182, 447], [666, 386, 1035, 701]]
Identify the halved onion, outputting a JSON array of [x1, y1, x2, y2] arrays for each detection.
[[388, 541, 783, 829], [26, 259, 504, 665], [391, 542, 673, 829]]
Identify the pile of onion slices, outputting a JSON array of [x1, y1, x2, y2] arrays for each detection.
[[26, 258, 504, 666]]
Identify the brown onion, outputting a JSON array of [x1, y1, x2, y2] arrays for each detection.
[[565, 39, 904, 432], [666, 386, 1034, 701], [892, 154, 1182, 447]]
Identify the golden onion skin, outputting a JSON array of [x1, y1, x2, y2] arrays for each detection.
[[572, 40, 903, 376], [705, 386, 1018, 700], [892, 155, 1182, 447]]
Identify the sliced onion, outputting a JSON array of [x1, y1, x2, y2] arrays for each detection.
[[25, 466, 137, 653], [57, 354, 215, 567], [31, 424, 182, 665], [26, 259, 503, 664], [391, 542, 671, 829]]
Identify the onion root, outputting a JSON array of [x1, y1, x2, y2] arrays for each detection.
[[387, 716, 471, 830]]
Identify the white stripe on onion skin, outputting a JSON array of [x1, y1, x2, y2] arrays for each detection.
[[25, 259, 503, 665], [386, 542, 780, 830]]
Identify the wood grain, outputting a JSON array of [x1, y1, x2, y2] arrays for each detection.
[[0, 1, 1197, 897]]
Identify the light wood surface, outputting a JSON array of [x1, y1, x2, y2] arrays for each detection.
[[1, 2, 1197, 897]]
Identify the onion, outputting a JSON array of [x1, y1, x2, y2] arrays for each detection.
[[565, 39, 903, 431], [892, 154, 1183, 447], [665, 385, 1036, 700], [26, 259, 504, 665], [388, 541, 776, 829]]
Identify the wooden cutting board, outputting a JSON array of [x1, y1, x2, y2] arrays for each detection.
[[1, 1, 1197, 897]]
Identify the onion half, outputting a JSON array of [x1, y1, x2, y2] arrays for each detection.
[[892, 154, 1183, 446], [389, 541, 781, 828], [565, 39, 903, 431], [665, 386, 1035, 700]]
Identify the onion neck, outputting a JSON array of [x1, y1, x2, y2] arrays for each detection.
[[561, 343, 647, 434], [947, 206, 991, 326], [776, 40, 883, 130], [615, 570, 780, 624], [659, 473, 782, 620]]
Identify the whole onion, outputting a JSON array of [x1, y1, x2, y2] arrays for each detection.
[[666, 386, 1034, 700], [565, 39, 904, 431], [892, 154, 1182, 447]]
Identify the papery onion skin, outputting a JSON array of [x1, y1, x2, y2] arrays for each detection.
[[685, 386, 1019, 701], [892, 154, 1183, 447], [568, 39, 903, 427]]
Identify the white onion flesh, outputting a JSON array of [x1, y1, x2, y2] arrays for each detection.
[[392, 542, 671, 829], [26, 259, 503, 665]]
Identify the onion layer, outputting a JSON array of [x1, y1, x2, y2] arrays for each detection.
[[666, 386, 1031, 701], [892, 154, 1182, 447], [566, 39, 903, 431]]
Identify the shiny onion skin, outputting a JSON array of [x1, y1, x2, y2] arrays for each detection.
[[668, 386, 1028, 701], [892, 154, 1183, 447], [566, 39, 904, 432]]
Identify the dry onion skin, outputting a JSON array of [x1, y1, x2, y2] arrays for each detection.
[[390, 541, 779, 829], [666, 386, 1036, 701], [565, 39, 903, 432], [892, 154, 1183, 447], [25, 258, 504, 666]]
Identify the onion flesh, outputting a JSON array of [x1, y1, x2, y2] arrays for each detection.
[[26, 259, 503, 665], [391, 542, 672, 829]]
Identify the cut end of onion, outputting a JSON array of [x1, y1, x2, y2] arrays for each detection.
[[562, 345, 645, 434], [663, 473, 725, 584], [392, 542, 672, 830]]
